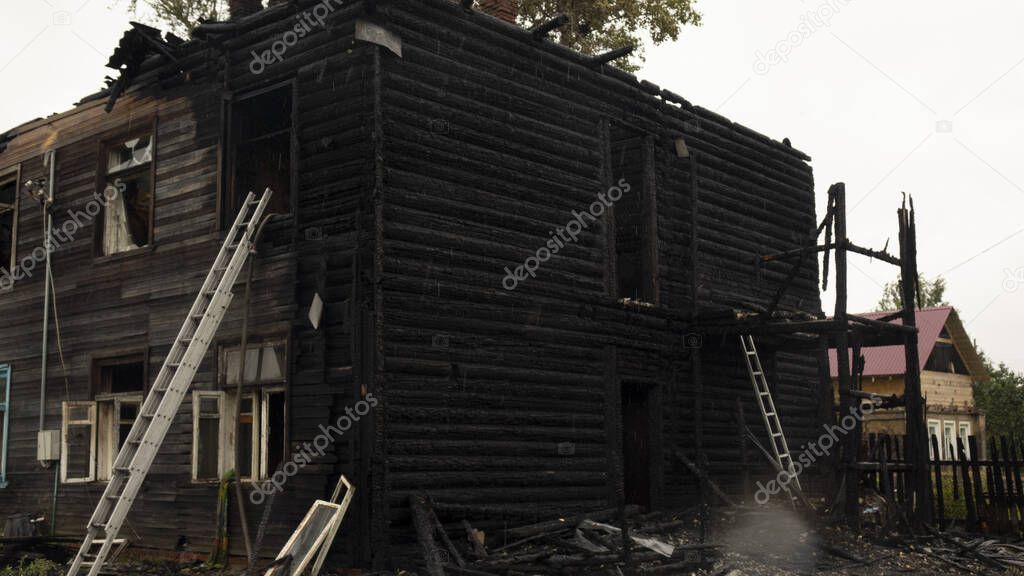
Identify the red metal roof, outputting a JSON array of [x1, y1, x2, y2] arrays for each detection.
[[828, 307, 953, 378]]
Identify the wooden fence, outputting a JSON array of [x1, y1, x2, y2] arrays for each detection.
[[861, 433, 1024, 533]]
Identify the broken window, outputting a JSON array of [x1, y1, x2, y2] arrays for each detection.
[[193, 392, 224, 481], [0, 171, 17, 280], [608, 124, 656, 303], [100, 132, 153, 255], [261, 388, 287, 479], [0, 364, 9, 486], [220, 341, 287, 386], [225, 85, 293, 225], [62, 402, 96, 483], [94, 357, 146, 481], [195, 340, 288, 481]]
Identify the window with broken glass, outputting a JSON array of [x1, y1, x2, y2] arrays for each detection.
[[191, 340, 287, 481], [99, 130, 154, 256], [60, 357, 146, 483]]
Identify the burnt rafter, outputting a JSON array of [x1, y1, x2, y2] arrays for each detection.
[[104, 22, 183, 112], [530, 14, 569, 40], [590, 45, 635, 66]]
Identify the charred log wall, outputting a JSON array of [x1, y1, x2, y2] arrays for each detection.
[[376, 0, 821, 553]]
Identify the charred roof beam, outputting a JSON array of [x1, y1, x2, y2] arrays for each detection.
[[530, 14, 568, 40], [590, 45, 634, 66]]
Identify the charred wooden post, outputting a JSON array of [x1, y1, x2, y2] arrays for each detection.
[[736, 397, 751, 502], [831, 183, 859, 528], [591, 45, 634, 66], [688, 153, 709, 539], [899, 197, 932, 525], [530, 14, 569, 40]]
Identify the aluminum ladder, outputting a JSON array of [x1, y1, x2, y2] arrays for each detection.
[[739, 334, 802, 499], [67, 189, 273, 576]]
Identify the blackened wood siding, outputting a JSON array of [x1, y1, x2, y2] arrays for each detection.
[[375, 0, 821, 551], [0, 2, 374, 564]]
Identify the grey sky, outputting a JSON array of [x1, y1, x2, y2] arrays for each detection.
[[2, 1, 1022, 370]]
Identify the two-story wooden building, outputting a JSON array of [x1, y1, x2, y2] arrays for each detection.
[[0, 0, 825, 567]]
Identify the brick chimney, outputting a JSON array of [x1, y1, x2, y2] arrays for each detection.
[[477, 0, 519, 24], [229, 0, 263, 19]]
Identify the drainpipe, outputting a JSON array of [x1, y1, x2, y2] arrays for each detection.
[[39, 149, 55, 436]]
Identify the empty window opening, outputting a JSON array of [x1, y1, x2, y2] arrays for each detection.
[[101, 133, 153, 256], [609, 125, 655, 302], [94, 357, 146, 481], [61, 356, 147, 484], [226, 85, 293, 225], [925, 341, 968, 374], [622, 382, 652, 508], [192, 340, 288, 481], [0, 172, 17, 279], [261, 388, 287, 478]]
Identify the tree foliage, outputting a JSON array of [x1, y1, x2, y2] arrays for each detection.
[[125, 0, 227, 36], [876, 274, 948, 311], [974, 353, 1024, 444], [126, 0, 703, 68], [517, 0, 702, 70]]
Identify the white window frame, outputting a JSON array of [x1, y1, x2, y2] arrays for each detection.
[[61, 401, 97, 484], [259, 386, 287, 480], [192, 391, 227, 482], [927, 419, 940, 460], [958, 422, 972, 458], [232, 391, 259, 481], [942, 420, 956, 460], [96, 394, 143, 481]]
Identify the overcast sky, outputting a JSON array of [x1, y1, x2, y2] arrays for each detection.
[[2, 1, 1022, 370]]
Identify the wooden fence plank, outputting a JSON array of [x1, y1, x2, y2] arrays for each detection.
[[932, 434, 945, 526], [957, 436, 977, 529], [969, 436, 986, 527]]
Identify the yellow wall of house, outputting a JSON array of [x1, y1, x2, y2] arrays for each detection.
[[832, 371, 976, 410], [832, 372, 985, 457]]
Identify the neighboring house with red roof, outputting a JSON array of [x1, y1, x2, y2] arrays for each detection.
[[829, 307, 989, 459]]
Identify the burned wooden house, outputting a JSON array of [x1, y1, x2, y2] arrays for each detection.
[[0, 0, 828, 568]]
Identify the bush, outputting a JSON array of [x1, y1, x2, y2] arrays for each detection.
[[0, 558, 62, 576]]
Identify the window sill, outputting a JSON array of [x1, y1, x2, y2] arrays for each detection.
[[93, 244, 155, 265]]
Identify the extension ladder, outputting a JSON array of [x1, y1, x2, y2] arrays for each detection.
[[739, 335, 802, 497], [68, 189, 273, 576]]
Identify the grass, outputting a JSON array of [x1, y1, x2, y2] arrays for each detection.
[[0, 559, 62, 576]]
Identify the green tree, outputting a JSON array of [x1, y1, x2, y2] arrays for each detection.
[[973, 353, 1024, 443], [127, 0, 703, 67], [517, 0, 702, 70], [125, 0, 227, 36], [876, 274, 948, 311]]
